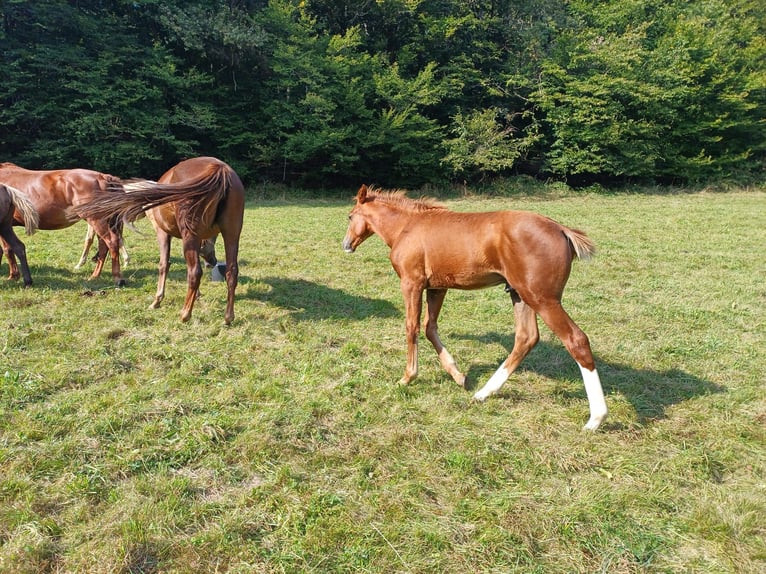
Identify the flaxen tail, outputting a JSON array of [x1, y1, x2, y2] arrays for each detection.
[[76, 164, 231, 224], [3, 184, 39, 235], [562, 226, 596, 261]]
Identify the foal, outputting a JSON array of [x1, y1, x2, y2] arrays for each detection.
[[343, 185, 607, 431]]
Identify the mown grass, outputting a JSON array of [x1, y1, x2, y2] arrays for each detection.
[[1, 187, 764, 573]]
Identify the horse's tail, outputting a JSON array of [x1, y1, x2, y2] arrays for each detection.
[[76, 164, 231, 224], [3, 184, 40, 235], [561, 226, 596, 261]]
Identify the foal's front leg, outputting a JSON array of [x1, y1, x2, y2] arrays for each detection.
[[399, 281, 424, 386], [425, 289, 465, 387]]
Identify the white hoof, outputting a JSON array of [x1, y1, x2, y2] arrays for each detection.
[[582, 413, 607, 431]]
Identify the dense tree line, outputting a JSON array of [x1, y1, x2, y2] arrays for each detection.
[[1, 0, 764, 187]]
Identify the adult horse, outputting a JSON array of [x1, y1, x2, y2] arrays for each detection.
[[0, 162, 126, 286], [342, 185, 607, 431], [0, 183, 39, 287], [76, 157, 244, 325]]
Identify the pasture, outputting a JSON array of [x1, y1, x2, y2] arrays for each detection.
[[1, 188, 764, 573]]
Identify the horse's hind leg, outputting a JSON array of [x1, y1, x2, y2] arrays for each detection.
[[535, 301, 607, 431], [474, 291, 539, 401], [425, 289, 465, 386], [87, 220, 125, 286], [220, 230, 240, 326], [180, 234, 203, 323], [1, 236, 21, 280], [1, 230, 32, 286]]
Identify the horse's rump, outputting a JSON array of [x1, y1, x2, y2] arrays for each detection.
[[1, 184, 39, 235]]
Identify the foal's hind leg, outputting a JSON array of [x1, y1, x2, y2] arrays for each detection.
[[473, 292, 539, 401], [425, 289, 465, 387], [535, 302, 607, 431]]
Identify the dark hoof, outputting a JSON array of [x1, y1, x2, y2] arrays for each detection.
[[116, 279, 127, 288]]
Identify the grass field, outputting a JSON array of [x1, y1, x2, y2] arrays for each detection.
[[1, 187, 764, 573]]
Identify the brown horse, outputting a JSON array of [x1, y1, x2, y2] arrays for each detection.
[[0, 162, 126, 286], [74, 222, 130, 270], [0, 183, 39, 287], [343, 185, 607, 431], [76, 157, 244, 325]]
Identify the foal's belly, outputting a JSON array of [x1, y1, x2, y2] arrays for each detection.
[[426, 270, 506, 290]]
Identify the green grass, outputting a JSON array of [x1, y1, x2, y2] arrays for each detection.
[[1, 188, 764, 573]]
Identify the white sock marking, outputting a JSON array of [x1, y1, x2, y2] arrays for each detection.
[[579, 363, 607, 431], [473, 365, 510, 401]]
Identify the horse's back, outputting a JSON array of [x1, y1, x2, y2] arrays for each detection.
[[393, 209, 579, 291]]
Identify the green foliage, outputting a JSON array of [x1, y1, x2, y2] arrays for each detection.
[[1, 0, 764, 184], [531, 0, 766, 181]]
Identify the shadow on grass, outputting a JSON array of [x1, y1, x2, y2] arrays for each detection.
[[455, 332, 725, 425], [1, 256, 259, 294], [1, 262, 159, 292], [242, 276, 400, 321]]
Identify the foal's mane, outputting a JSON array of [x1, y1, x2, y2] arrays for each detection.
[[365, 187, 447, 213]]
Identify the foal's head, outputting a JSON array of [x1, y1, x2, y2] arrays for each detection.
[[343, 184, 446, 253], [343, 184, 377, 253]]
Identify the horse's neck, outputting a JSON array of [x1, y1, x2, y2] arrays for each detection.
[[371, 204, 414, 248]]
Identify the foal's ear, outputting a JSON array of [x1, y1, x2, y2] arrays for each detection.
[[356, 184, 368, 203]]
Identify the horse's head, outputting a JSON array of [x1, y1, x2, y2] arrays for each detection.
[[343, 184, 375, 253]]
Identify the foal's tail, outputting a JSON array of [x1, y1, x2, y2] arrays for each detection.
[[75, 164, 232, 224], [3, 184, 39, 235], [562, 226, 596, 261]]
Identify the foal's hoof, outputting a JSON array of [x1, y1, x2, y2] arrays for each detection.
[[116, 279, 126, 288], [582, 414, 607, 432], [454, 374, 467, 388]]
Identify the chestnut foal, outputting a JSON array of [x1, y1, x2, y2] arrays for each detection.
[[343, 185, 607, 431]]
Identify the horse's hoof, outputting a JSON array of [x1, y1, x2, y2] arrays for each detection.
[[455, 374, 467, 388], [116, 279, 126, 288], [472, 392, 488, 402], [582, 414, 607, 432]]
